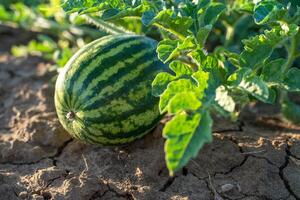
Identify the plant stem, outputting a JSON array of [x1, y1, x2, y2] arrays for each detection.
[[83, 15, 130, 35], [123, 16, 186, 40], [280, 30, 300, 104], [153, 23, 186, 40], [283, 30, 300, 72], [177, 55, 198, 71]]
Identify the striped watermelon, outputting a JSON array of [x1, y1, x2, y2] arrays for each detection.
[[55, 34, 166, 145]]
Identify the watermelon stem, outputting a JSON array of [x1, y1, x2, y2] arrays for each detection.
[[66, 111, 75, 121]]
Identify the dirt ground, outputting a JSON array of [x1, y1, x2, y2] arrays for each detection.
[[0, 26, 299, 200]]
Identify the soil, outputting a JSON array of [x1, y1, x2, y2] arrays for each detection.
[[0, 26, 299, 200]]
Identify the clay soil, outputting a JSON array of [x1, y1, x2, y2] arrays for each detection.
[[0, 26, 299, 200]]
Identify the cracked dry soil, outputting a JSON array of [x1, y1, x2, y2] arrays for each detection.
[[0, 27, 300, 200]]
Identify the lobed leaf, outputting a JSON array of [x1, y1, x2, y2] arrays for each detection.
[[261, 59, 285, 85], [215, 86, 235, 113], [239, 24, 299, 69], [168, 92, 202, 114], [163, 111, 213, 175], [281, 98, 300, 125], [238, 76, 270, 103], [150, 9, 193, 38], [203, 2, 226, 26], [157, 39, 178, 63], [283, 68, 300, 92], [152, 72, 175, 97], [159, 79, 197, 113], [253, 1, 281, 25]]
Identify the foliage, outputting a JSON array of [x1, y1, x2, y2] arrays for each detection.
[[1, 0, 300, 175], [0, 0, 105, 69]]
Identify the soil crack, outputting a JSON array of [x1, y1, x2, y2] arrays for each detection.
[[106, 183, 134, 200], [279, 142, 300, 200], [51, 138, 73, 166], [214, 136, 249, 176], [0, 138, 73, 166], [159, 176, 176, 192]]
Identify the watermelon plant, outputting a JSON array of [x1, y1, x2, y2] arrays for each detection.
[[59, 0, 300, 175], [2, 0, 300, 176]]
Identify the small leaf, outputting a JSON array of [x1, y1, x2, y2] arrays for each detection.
[[253, 1, 286, 25], [239, 24, 299, 69], [192, 70, 209, 89], [239, 76, 270, 103], [266, 88, 277, 104], [253, 1, 277, 24], [157, 39, 178, 63], [152, 72, 175, 97], [151, 9, 193, 37], [101, 8, 120, 19], [62, 0, 108, 13], [282, 98, 300, 125], [168, 92, 202, 114], [141, 10, 156, 26], [159, 79, 197, 113], [215, 86, 235, 113], [196, 25, 212, 48], [164, 111, 213, 175], [203, 2, 226, 25], [169, 61, 193, 76], [157, 37, 196, 63], [166, 36, 196, 62], [283, 68, 300, 92], [261, 59, 285, 84], [227, 68, 252, 86]]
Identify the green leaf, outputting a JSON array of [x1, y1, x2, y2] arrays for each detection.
[[281, 97, 300, 125], [253, 1, 287, 25], [266, 88, 277, 104], [192, 70, 209, 90], [157, 39, 178, 63], [167, 36, 196, 62], [239, 76, 270, 103], [141, 10, 156, 26], [169, 61, 193, 76], [215, 86, 235, 113], [159, 79, 197, 113], [239, 24, 299, 69], [283, 68, 300, 92], [164, 111, 213, 175], [168, 92, 202, 114], [152, 61, 195, 97], [261, 59, 285, 84], [203, 2, 226, 25], [62, 0, 109, 13], [157, 37, 196, 63], [101, 8, 120, 19], [196, 25, 212, 48], [152, 72, 175, 97], [253, 1, 277, 24], [151, 9, 193, 38], [104, 3, 150, 20], [227, 68, 252, 86]]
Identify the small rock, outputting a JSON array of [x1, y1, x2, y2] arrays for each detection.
[[18, 191, 28, 199]]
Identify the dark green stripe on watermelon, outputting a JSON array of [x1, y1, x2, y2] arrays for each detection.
[[76, 44, 154, 108], [65, 36, 141, 108], [82, 55, 159, 111]]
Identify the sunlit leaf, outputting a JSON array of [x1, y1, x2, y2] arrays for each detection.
[[164, 111, 213, 175], [283, 68, 300, 92]]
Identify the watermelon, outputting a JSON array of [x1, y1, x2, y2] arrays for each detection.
[[55, 34, 166, 145]]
